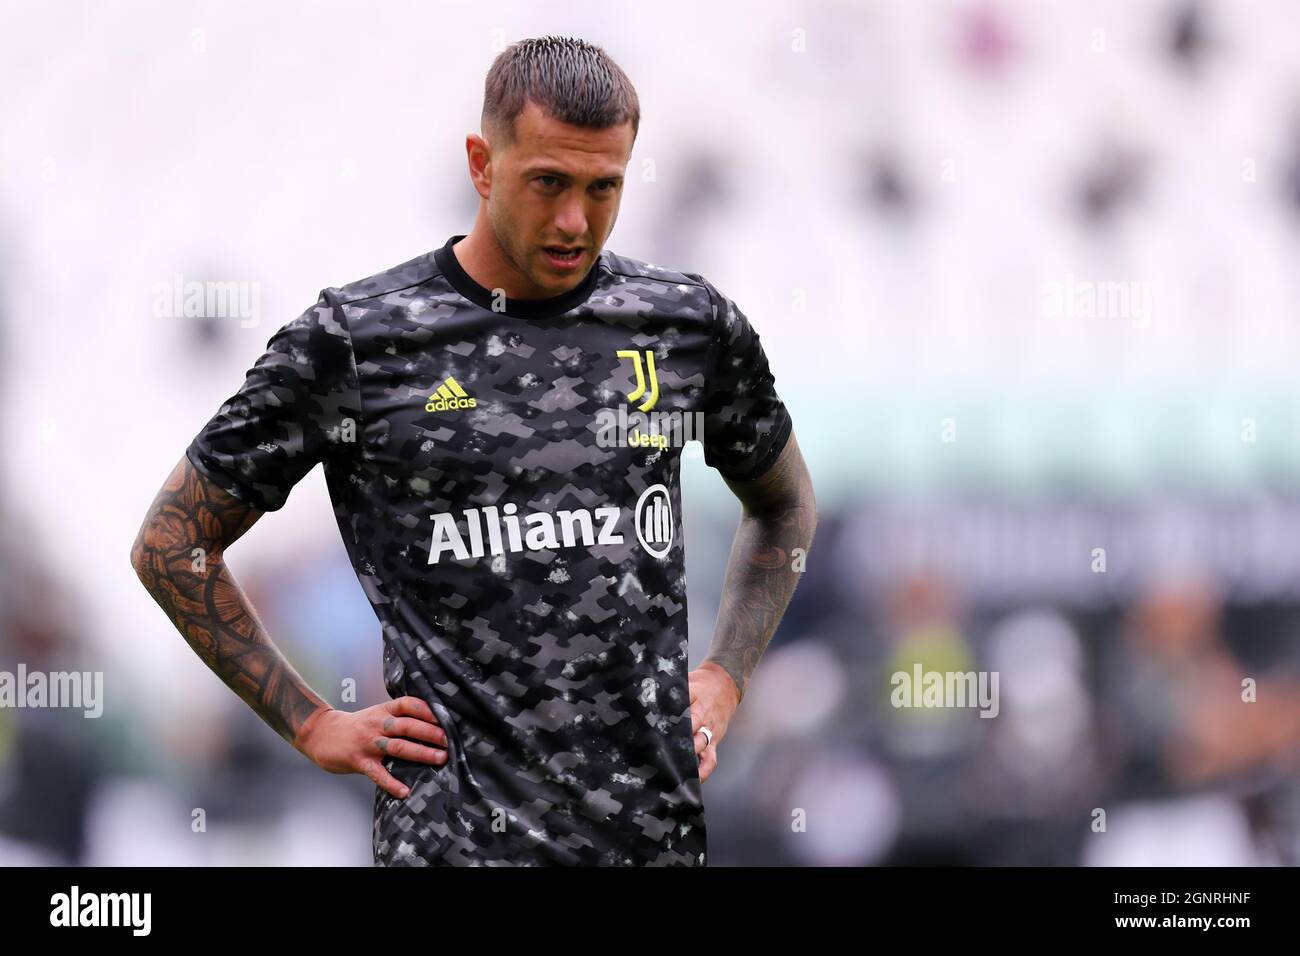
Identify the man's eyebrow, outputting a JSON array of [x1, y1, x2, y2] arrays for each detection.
[[522, 167, 624, 182]]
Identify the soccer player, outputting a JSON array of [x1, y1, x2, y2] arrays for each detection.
[[131, 35, 817, 866]]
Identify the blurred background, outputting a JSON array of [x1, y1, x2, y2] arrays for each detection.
[[3, 0, 1300, 865]]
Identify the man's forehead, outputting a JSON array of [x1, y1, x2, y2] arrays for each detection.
[[502, 101, 633, 167]]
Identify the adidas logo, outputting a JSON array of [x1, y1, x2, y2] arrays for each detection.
[[425, 376, 477, 413]]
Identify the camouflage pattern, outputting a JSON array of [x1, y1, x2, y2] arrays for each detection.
[[185, 235, 792, 865]]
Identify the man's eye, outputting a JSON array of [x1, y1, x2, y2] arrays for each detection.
[[537, 175, 561, 187], [593, 181, 616, 192]]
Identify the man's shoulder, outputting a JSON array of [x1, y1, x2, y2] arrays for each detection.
[[598, 248, 713, 294], [327, 248, 445, 307], [595, 248, 721, 327]]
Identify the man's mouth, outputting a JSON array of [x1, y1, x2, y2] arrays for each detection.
[[542, 246, 586, 269]]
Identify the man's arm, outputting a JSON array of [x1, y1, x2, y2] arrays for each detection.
[[702, 428, 818, 703], [129, 454, 446, 797], [129, 454, 330, 747]]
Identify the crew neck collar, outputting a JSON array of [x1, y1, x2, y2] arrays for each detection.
[[435, 234, 601, 319]]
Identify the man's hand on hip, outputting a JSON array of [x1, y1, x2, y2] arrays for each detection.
[[688, 662, 742, 783], [295, 697, 448, 799]]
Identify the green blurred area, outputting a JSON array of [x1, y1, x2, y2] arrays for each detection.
[[741, 384, 1300, 507]]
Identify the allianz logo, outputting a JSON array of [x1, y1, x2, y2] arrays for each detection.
[[427, 484, 674, 563]]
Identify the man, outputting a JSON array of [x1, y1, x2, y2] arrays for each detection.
[[131, 35, 817, 866]]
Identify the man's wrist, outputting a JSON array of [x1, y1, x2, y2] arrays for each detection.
[[293, 703, 334, 756], [700, 659, 743, 707]]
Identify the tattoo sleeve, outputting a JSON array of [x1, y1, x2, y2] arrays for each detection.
[[130, 454, 329, 750], [704, 429, 818, 703]]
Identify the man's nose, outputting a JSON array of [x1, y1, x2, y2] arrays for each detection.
[[554, 196, 588, 239]]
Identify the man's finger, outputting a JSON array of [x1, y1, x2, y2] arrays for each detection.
[[380, 715, 448, 748], [695, 723, 723, 756], [697, 746, 717, 782], [373, 735, 448, 766], [360, 757, 410, 798], [388, 696, 438, 724]]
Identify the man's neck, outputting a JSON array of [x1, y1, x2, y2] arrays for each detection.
[[453, 223, 548, 300]]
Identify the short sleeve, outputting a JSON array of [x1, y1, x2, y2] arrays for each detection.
[[185, 290, 361, 512], [695, 278, 793, 482]]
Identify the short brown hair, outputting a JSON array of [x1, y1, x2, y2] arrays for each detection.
[[482, 36, 640, 145]]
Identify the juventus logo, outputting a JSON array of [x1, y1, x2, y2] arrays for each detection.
[[616, 349, 660, 412]]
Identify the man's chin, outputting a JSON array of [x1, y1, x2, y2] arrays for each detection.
[[527, 267, 584, 297]]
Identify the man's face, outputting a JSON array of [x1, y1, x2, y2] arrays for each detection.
[[483, 100, 634, 297]]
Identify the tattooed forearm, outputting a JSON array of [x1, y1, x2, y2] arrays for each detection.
[[130, 455, 329, 749], [704, 430, 818, 703]]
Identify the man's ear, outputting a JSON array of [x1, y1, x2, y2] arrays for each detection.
[[466, 132, 492, 200]]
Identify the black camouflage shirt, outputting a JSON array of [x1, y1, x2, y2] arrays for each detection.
[[185, 234, 793, 865]]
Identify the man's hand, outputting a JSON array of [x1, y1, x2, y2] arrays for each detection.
[[295, 697, 449, 799], [688, 662, 742, 782]]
